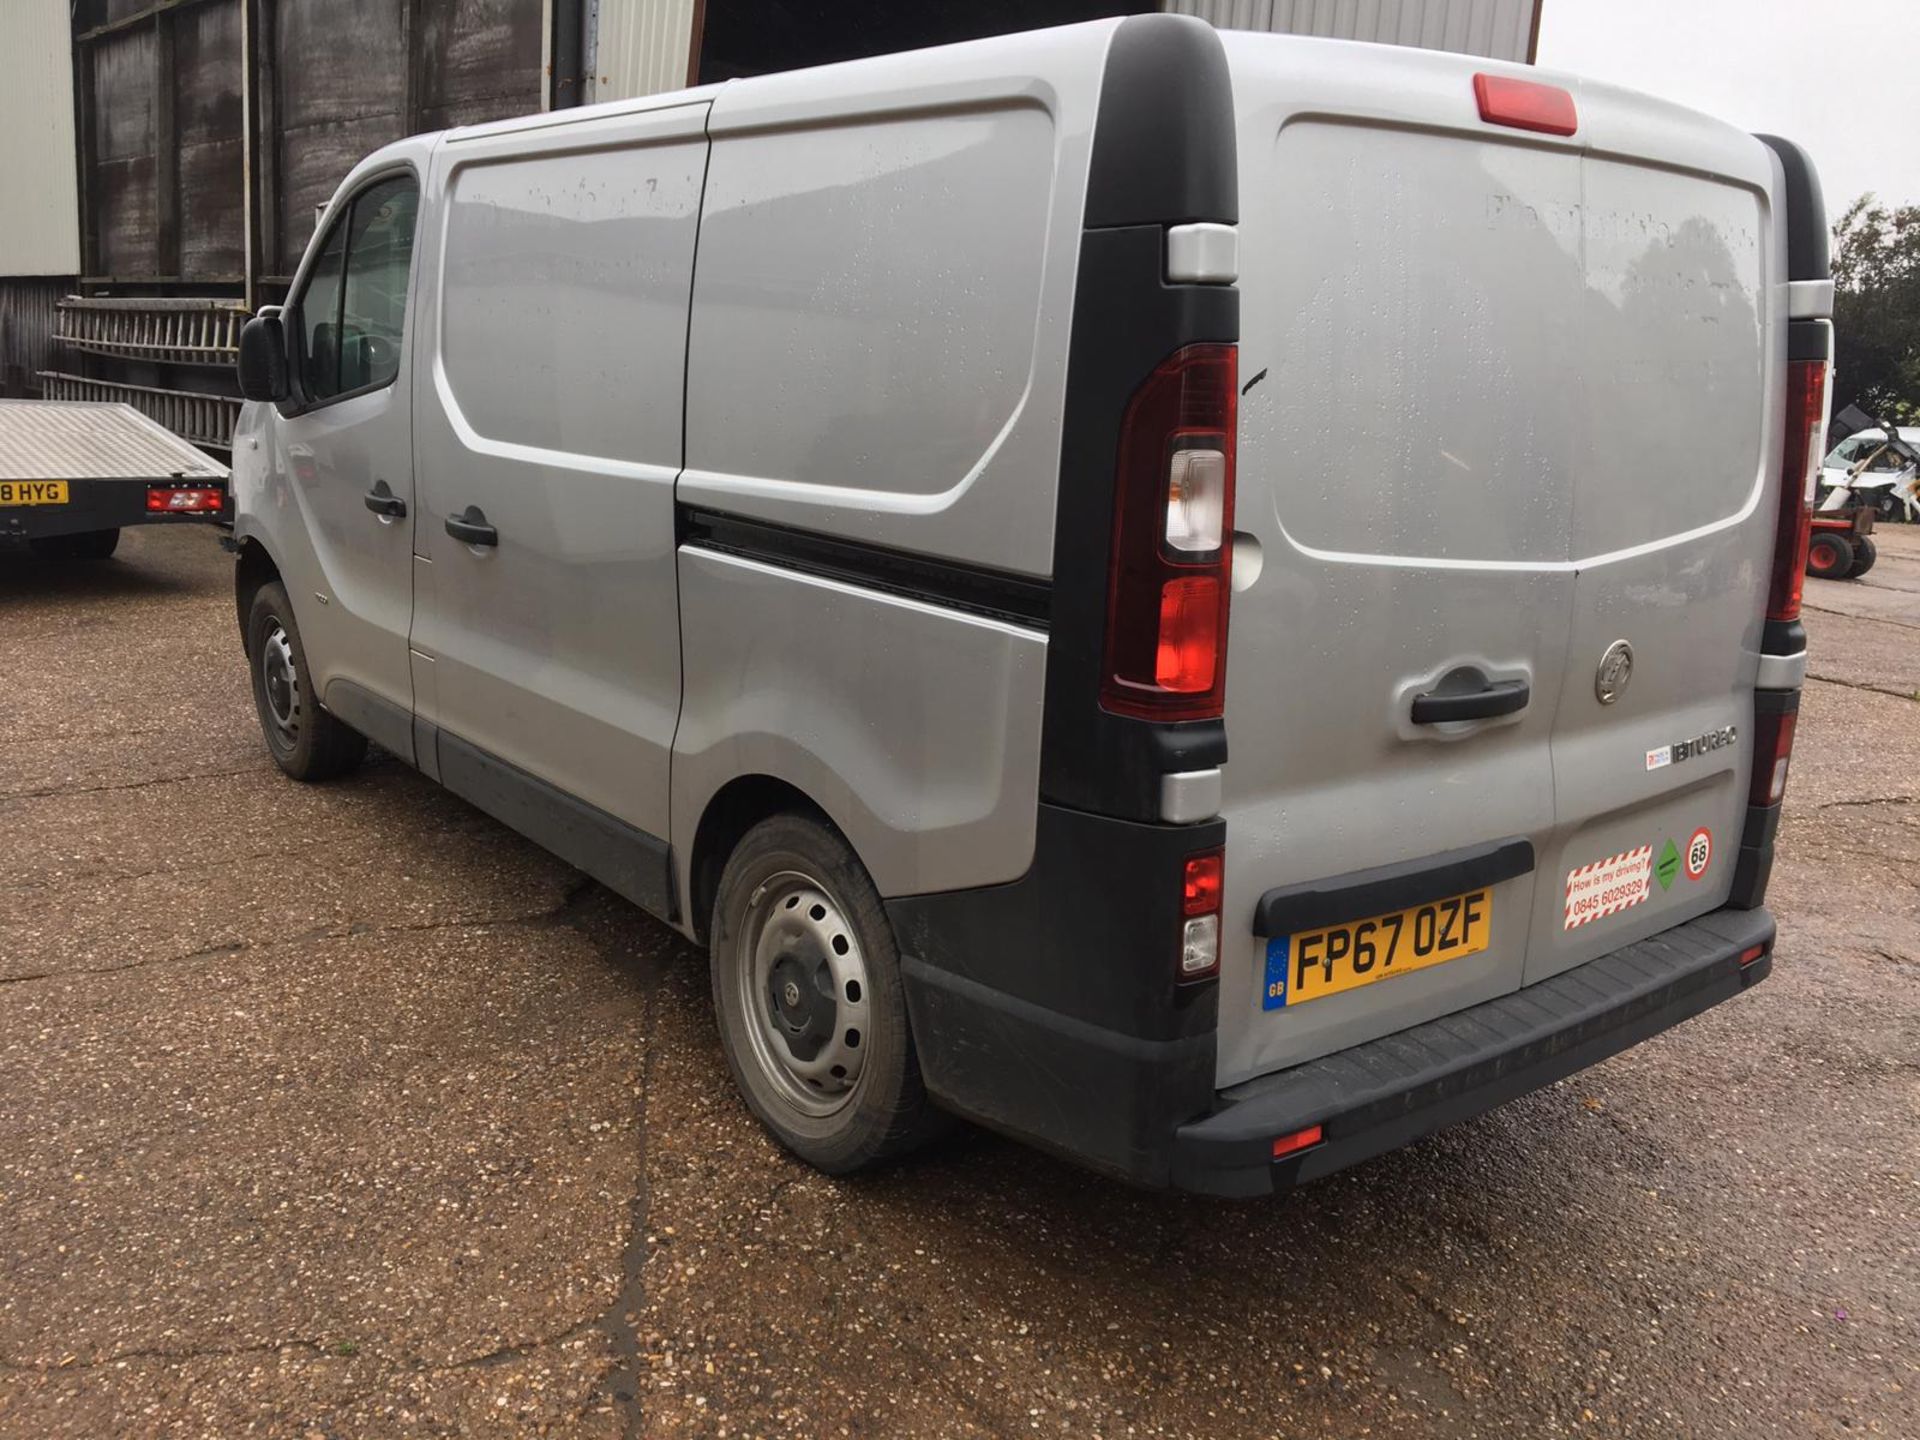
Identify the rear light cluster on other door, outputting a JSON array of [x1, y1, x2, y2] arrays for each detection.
[[1100, 343, 1238, 722], [1766, 358, 1828, 624], [1750, 701, 1799, 807], [1180, 849, 1223, 981]]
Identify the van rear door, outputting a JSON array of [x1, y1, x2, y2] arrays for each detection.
[[1214, 39, 1781, 1088], [1524, 83, 1778, 983]]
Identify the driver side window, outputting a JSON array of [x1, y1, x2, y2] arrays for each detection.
[[291, 174, 420, 406]]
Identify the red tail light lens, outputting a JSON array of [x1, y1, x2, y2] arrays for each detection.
[[1179, 848, 1224, 982], [146, 486, 225, 513], [1750, 704, 1798, 807], [1473, 74, 1578, 136], [1767, 359, 1827, 622], [1182, 850, 1223, 917], [1102, 343, 1237, 721]]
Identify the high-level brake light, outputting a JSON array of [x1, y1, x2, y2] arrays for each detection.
[[1473, 74, 1578, 137]]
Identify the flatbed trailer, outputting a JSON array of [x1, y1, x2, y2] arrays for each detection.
[[0, 400, 229, 560]]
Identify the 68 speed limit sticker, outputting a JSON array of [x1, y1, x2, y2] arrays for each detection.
[[1564, 845, 1653, 930]]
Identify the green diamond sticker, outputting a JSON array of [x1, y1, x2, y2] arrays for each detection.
[[1655, 839, 1680, 891]]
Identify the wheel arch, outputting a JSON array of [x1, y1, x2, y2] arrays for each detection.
[[685, 774, 842, 946], [233, 535, 283, 642]]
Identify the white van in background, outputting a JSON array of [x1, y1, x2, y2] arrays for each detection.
[[229, 16, 1827, 1196]]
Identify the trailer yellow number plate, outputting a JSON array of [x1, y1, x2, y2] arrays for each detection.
[[0, 481, 69, 506], [1263, 889, 1492, 1009]]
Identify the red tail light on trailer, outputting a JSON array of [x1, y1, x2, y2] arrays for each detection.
[[1101, 343, 1237, 722], [146, 486, 225, 513], [1766, 359, 1827, 623]]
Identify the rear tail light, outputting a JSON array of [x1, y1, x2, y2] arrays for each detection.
[[1472, 73, 1578, 136], [1766, 358, 1828, 622], [1179, 849, 1223, 981], [1739, 943, 1770, 968], [1750, 703, 1799, 807], [1101, 343, 1237, 722], [147, 486, 225, 513]]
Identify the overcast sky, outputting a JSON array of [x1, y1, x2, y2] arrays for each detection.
[[1537, 0, 1919, 215]]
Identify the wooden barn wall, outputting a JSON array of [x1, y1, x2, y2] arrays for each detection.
[[78, 0, 543, 286]]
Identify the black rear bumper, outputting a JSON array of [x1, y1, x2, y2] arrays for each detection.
[[895, 840, 1773, 1196], [1, 479, 228, 541], [1174, 907, 1773, 1196]]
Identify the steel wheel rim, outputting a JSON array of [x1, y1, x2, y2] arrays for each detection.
[[736, 869, 872, 1119], [260, 620, 300, 747]]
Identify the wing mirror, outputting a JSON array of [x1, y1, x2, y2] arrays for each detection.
[[238, 310, 290, 402]]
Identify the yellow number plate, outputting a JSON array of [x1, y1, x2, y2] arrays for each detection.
[[1263, 889, 1492, 1009], [0, 480, 69, 506]]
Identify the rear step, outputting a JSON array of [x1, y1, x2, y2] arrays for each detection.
[[1172, 907, 1774, 1197]]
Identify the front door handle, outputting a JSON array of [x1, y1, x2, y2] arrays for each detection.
[[1411, 678, 1530, 724], [363, 480, 406, 519], [445, 506, 498, 548]]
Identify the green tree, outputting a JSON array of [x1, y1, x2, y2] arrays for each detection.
[[1831, 194, 1920, 423]]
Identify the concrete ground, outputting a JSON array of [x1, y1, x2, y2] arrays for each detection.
[[1, 522, 1915, 1440]]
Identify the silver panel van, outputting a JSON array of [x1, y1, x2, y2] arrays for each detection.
[[230, 17, 1829, 1196]]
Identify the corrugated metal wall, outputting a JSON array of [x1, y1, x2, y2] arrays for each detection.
[[593, 0, 698, 100], [1163, 0, 1536, 62], [0, 0, 83, 275], [0, 279, 69, 398]]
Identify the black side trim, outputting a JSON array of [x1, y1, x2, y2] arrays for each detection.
[[1761, 617, 1806, 657], [1253, 838, 1535, 937], [1756, 134, 1830, 282], [1787, 317, 1831, 363], [1729, 689, 1800, 910], [1174, 907, 1775, 1196], [437, 729, 676, 923], [1084, 14, 1237, 228], [890, 801, 1223, 1187], [1040, 226, 1236, 818], [321, 679, 416, 765], [680, 507, 1050, 630]]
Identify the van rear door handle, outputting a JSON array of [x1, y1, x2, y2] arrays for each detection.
[[363, 480, 406, 519], [1410, 679, 1530, 724], [445, 506, 498, 548]]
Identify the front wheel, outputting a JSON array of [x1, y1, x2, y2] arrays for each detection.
[[1847, 536, 1879, 578], [709, 814, 945, 1174], [244, 581, 368, 781], [1806, 530, 1856, 581]]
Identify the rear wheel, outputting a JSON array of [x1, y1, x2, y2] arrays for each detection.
[[1847, 536, 1879, 578], [1875, 491, 1910, 524], [709, 813, 943, 1173], [245, 581, 367, 781], [28, 528, 120, 560], [1806, 530, 1856, 581]]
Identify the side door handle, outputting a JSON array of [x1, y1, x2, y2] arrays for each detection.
[[1411, 678, 1530, 724], [445, 505, 498, 548], [363, 480, 407, 519]]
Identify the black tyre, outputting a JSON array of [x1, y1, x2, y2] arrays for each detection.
[[709, 814, 944, 1173], [1806, 530, 1856, 581], [244, 580, 367, 781], [1875, 491, 1910, 524], [28, 528, 120, 560], [1847, 536, 1878, 578]]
